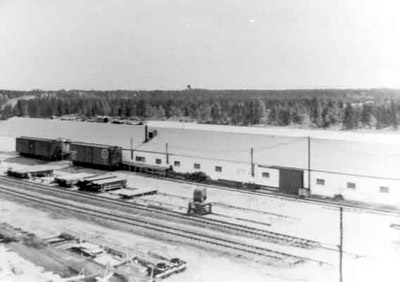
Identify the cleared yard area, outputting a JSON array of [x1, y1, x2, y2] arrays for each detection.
[[0, 197, 337, 282], [1, 134, 400, 281]]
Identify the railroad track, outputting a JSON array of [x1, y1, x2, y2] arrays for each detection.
[[158, 192, 293, 219], [0, 176, 329, 251], [157, 175, 400, 217], [0, 183, 320, 266]]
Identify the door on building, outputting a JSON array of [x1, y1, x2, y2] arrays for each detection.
[[278, 168, 304, 195]]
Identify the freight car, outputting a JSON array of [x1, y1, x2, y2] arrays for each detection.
[[70, 142, 122, 170], [86, 176, 127, 192], [7, 167, 54, 179], [54, 173, 95, 188], [76, 174, 117, 190], [76, 174, 126, 192], [16, 136, 69, 161]]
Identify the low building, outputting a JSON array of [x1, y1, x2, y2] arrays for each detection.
[[1, 117, 400, 206]]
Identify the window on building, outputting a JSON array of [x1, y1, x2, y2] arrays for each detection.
[[347, 182, 356, 189], [156, 158, 162, 165], [135, 156, 145, 162], [194, 163, 201, 169], [262, 172, 270, 178], [215, 166, 222, 172], [379, 186, 389, 193], [174, 161, 180, 167], [316, 179, 325, 185]]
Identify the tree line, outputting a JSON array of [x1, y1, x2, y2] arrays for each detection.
[[0, 88, 399, 130]]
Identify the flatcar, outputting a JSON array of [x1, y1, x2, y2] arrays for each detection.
[[76, 174, 117, 190], [7, 167, 53, 179], [88, 176, 127, 192]]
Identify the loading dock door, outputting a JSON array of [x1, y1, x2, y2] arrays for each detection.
[[279, 168, 304, 195]]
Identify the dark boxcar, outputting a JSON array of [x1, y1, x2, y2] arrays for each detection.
[[70, 142, 122, 169], [16, 136, 64, 161]]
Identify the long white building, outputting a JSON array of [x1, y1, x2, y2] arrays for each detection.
[[1, 117, 399, 206]]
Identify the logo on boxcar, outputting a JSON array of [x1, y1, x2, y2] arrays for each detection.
[[101, 149, 109, 159]]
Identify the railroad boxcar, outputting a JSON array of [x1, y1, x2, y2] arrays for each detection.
[[70, 142, 122, 169], [16, 136, 66, 161]]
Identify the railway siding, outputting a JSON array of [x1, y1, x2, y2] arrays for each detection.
[[0, 176, 333, 265], [0, 185, 304, 266], [0, 176, 328, 250]]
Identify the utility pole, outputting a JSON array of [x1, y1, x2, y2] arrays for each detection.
[[69, 141, 72, 172], [308, 136, 311, 191], [250, 147, 254, 177], [130, 137, 133, 160], [339, 206, 343, 282], [166, 142, 169, 164]]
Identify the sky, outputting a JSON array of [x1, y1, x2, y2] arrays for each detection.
[[1, 0, 400, 90]]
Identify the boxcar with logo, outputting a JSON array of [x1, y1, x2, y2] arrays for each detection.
[[70, 142, 122, 170]]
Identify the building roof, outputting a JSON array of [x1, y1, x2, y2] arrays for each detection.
[[147, 121, 400, 144], [17, 136, 61, 142], [137, 127, 400, 179], [0, 117, 146, 148], [1, 117, 399, 179]]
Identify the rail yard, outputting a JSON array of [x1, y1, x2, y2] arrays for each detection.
[[1, 119, 400, 282]]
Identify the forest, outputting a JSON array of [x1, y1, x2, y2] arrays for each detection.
[[0, 88, 399, 130]]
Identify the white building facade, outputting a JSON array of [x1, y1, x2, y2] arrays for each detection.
[[124, 149, 400, 207]]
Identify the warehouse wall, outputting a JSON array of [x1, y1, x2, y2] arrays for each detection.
[[124, 150, 280, 187], [123, 150, 166, 167], [168, 155, 280, 187], [310, 172, 400, 206], [124, 149, 400, 207], [254, 166, 280, 188]]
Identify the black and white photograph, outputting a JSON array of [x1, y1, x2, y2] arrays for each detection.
[[0, 1, 400, 281]]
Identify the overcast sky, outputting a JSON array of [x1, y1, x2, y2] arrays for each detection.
[[1, 0, 400, 90]]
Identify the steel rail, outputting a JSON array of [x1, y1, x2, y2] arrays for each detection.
[[0, 184, 325, 266], [0, 176, 331, 250]]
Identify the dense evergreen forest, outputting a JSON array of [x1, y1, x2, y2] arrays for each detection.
[[1, 88, 400, 130]]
